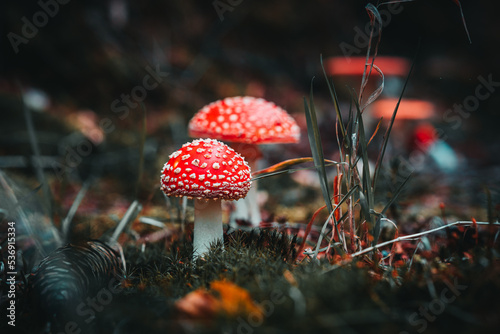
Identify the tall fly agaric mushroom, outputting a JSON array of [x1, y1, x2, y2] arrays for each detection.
[[188, 96, 300, 227], [161, 138, 252, 258]]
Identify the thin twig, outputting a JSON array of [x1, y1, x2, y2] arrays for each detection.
[[0, 172, 59, 256], [407, 239, 422, 272], [138, 217, 166, 228], [20, 84, 55, 221], [61, 178, 93, 240], [312, 187, 359, 259], [322, 221, 500, 274], [351, 221, 500, 258], [109, 200, 143, 245]]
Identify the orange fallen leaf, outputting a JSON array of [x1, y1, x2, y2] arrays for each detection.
[[210, 280, 263, 318], [176, 280, 263, 321], [175, 289, 218, 320]]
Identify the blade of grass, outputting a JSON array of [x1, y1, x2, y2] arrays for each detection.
[[252, 157, 344, 176], [20, 84, 55, 224], [296, 204, 327, 260], [372, 46, 418, 192], [251, 161, 345, 182], [252, 157, 338, 176], [304, 88, 333, 213], [312, 185, 359, 259], [369, 171, 412, 247], [0, 171, 55, 257], [347, 89, 371, 190], [359, 4, 383, 105], [361, 64, 384, 111], [354, 91, 379, 244], [367, 117, 383, 146], [381, 171, 412, 216], [378, 0, 471, 43], [355, 94, 374, 208], [451, 0, 472, 43], [11, 184, 42, 211], [109, 200, 143, 245], [323, 210, 350, 244], [320, 54, 347, 146], [61, 177, 93, 240], [358, 192, 371, 229]]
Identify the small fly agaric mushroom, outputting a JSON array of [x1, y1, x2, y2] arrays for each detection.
[[188, 96, 300, 227], [160, 138, 251, 258]]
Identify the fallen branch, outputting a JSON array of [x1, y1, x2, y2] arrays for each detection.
[[322, 220, 500, 274], [351, 220, 500, 258]]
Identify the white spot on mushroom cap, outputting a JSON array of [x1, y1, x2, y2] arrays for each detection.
[[169, 150, 181, 159]]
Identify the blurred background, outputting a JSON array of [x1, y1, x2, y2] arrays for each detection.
[[0, 0, 499, 233]]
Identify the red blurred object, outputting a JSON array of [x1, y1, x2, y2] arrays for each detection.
[[370, 98, 435, 120], [413, 122, 438, 150], [325, 56, 410, 77]]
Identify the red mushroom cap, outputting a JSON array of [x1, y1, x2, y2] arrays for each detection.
[[325, 56, 411, 77], [412, 122, 438, 151], [160, 138, 252, 201], [188, 96, 300, 144], [370, 98, 435, 120]]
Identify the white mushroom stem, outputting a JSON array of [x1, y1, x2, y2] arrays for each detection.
[[230, 143, 262, 227], [246, 158, 261, 227], [231, 197, 249, 226], [231, 158, 260, 227], [193, 198, 223, 259]]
